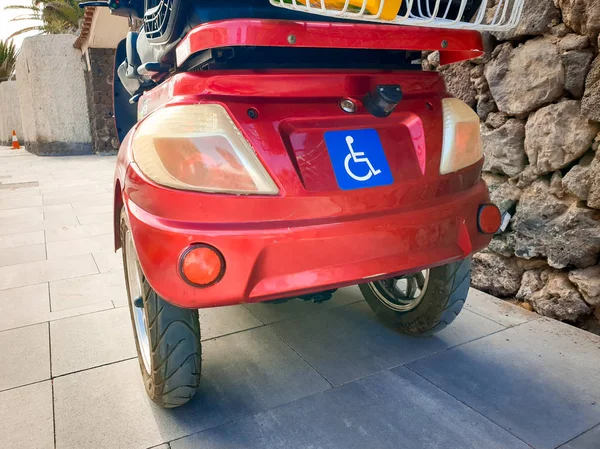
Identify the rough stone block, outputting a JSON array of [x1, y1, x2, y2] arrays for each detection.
[[15, 35, 92, 155]]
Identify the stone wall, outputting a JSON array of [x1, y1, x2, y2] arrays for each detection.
[[16, 34, 92, 155], [85, 48, 119, 154], [0, 81, 23, 146], [425, 0, 600, 334]]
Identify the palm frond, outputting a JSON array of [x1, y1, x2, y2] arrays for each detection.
[[0, 39, 19, 82], [10, 16, 44, 22], [4, 0, 83, 37], [3, 5, 42, 12], [7, 26, 44, 41]]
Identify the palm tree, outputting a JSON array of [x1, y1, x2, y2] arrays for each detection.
[[0, 40, 18, 82], [4, 0, 85, 40]]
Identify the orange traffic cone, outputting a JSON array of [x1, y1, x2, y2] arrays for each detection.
[[11, 130, 20, 150]]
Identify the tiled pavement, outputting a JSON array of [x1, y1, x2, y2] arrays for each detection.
[[1, 145, 599, 449]]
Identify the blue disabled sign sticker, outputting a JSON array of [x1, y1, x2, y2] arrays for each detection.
[[324, 128, 394, 191]]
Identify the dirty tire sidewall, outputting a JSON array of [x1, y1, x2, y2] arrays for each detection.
[[120, 208, 202, 408], [360, 257, 471, 336]]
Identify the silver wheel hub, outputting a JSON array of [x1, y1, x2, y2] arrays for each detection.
[[124, 230, 151, 373], [368, 269, 430, 312]]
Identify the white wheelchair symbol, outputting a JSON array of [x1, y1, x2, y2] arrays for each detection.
[[344, 136, 381, 182]]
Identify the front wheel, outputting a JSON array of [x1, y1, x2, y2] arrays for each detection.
[[360, 258, 471, 336], [121, 209, 202, 408]]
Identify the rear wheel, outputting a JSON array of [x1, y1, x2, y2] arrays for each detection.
[[360, 258, 471, 336], [121, 209, 202, 408]]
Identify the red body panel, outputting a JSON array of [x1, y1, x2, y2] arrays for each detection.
[[115, 67, 492, 309], [175, 19, 484, 67]]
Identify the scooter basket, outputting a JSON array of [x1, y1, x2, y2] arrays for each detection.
[[268, 0, 525, 31]]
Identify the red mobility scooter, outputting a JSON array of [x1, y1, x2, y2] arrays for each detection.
[[81, 0, 523, 407]]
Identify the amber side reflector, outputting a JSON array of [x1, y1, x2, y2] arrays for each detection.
[[180, 244, 225, 287], [478, 204, 501, 235]]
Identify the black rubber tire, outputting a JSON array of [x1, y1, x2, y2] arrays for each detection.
[[120, 209, 202, 408], [360, 257, 471, 336]]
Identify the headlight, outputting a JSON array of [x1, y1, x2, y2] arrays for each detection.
[[132, 104, 279, 195], [439, 98, 483, 175]]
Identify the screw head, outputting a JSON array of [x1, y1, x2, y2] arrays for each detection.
[[287, 34, 297, 45], [441, 40, 449, 48], [340, 98, 357, 113], [247, 108, 259, 119]]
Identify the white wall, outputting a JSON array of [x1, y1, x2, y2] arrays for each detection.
[[16, 34, 92, 155], [0, 81, 23, 145], [85, 7, 129, 51]]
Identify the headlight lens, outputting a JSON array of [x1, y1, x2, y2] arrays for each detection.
[[132, 104, 279, 195], [439, 98, 483, 175]]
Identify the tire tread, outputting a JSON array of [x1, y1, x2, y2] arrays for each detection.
[[121, 208, 201, 409], [145, 283, 202, 408]]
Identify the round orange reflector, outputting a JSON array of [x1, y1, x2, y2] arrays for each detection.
[[180, 245, 225, 287], [478, 204, 502, 235]]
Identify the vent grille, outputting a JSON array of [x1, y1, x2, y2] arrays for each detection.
[[144, 0, 174, 42]]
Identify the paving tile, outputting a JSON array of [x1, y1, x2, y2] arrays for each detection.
[[465, 288, 539, 327], [172, 368, 530, 449], [4, 175, 40, 184], [559, 424, 600, 449], [43, 204, 75, 213], [43, 193, 91, 206], [42, 208, 78, 222], [0, 195, 43, 210], [0, 254, 98, 291], [0, 207, 44, 224], [0, 284, 50, 331], [0, 381, 54, 449], [112, 291, 129, 308], [245, 285, 365, 325], [57, 179, 101, 188], [51, 307, 136, 376], [45, 223, 112, 243], [199, 305, 263, 341], [39, 181, 61, 191], [42, 185, 107, 199], [0, 243, 46, 267], [72, 204, 113, 216], [0, 185, 40, 196], [50, 271, 126, 311], [70, 193, 113, 209], [47, 234, 114, 259], [0, 179, 38, 188], [92, 250, 123, 274], [0, 230, 45, 249], [408, 318, 600, 449], [0, 323, 50, 391], [0, 215, 80, 236], [0, 204, 72, 225], [270, 301, 504, 385], [77, 211, 113, 225], [54, 327, 330, 449], [46, 302, 115, 324], [0, 283, 115, 331]]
